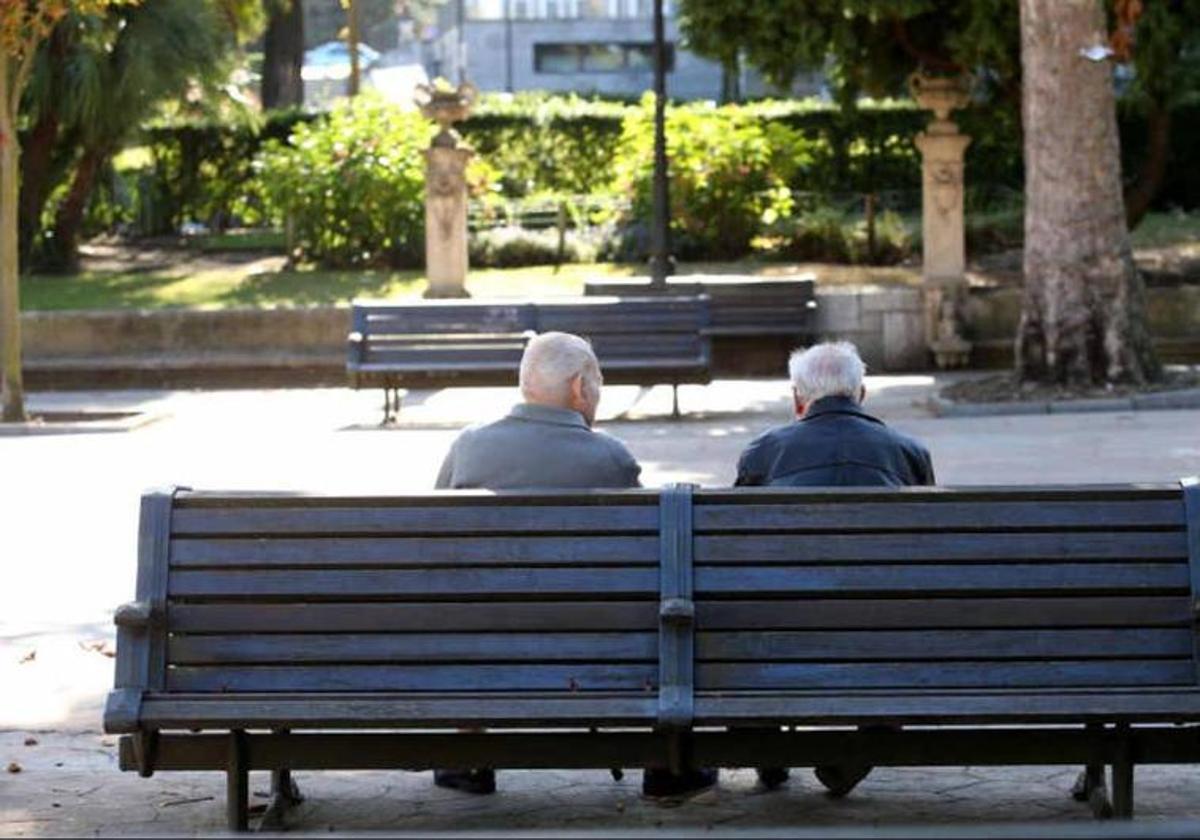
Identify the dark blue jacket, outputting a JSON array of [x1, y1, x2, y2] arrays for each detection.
[[735, 395, 935, 488]]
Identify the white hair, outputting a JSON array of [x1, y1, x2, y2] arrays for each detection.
[[788, 341, 866, 403], [520, 331, 601, 406]]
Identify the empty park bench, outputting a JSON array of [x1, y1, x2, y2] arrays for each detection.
[[534, 296, 712, 417], [585, 275, 818, 338], [348, 296, 712, 420], [105, 479, 1200, 831], [347, 301, 536, 422]]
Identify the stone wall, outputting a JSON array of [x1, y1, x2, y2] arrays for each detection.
[[19, 284, 1200, 388]]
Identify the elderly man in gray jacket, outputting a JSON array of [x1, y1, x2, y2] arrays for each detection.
[[433, 331, 716, 799]]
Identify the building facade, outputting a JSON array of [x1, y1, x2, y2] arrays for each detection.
[[431, 0, 731, 100]]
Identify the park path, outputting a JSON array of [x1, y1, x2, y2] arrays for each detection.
[[2, 377, 1199, 834]]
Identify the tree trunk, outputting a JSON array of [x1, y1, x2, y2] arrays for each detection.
[[46, 145, 106, 274], [1, 61, 26, 422], [719, 52, 740, 104], [261, 0, 305, 109], [347, 0, 361, 98], [1015, 0, 1158, 385], [18, 108, 60, 265], [1123, 102, 1170, 230]]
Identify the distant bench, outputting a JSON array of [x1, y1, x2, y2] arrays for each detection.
[[584, 275, 818, 338], [106, 479, 1200, 831], [348, 296, 712, 421]]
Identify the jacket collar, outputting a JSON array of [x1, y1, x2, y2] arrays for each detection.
[[801, 395, 883, 425], [508, 402, 589, 429]]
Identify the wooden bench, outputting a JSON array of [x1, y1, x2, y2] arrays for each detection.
[[347, 301, 536, 422], [584, 276, 818, 338], [348, 296, 712, 421], [105, 479, 1200, 831], [534, 296, 712, 417]]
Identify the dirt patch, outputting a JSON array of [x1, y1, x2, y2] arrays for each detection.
[[942, 368, 1200, 404]]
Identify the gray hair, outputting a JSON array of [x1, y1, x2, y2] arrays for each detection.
[[788, 341, 866, 403], [520, 331, 602, 405]]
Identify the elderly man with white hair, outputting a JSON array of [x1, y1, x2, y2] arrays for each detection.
[[433, 331, 716, 799], [435, 331, 639, 490], [735, 340, 934, 489], [734, 340, 934, 797]]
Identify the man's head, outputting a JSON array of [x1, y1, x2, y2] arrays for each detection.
[[519, 331, 603, 425], [787, 341, 867, 419]]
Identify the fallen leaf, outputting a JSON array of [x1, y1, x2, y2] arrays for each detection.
[[79, 640, 115, 659], [18, 650, 35, 664], [23, 738, 37, 747], [6, 762, 21, 773]]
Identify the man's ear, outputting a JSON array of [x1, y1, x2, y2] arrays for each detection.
[[792, 389, 806, 419], [859, 384, 867, 404], [569, 374, 586, 407]]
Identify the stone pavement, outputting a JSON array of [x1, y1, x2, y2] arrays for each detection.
[[2, 375, 1199, 835]]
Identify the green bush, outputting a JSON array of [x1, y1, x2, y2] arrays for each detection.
[[613, 96, 809, 259], [255, 97, 433, 268], [769, 204, 913, 266]]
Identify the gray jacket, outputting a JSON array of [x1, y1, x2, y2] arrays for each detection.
[[435, 402, 642, 490]]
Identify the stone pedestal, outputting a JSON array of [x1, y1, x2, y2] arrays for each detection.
[[424, 145, 472, 299], [911, 73, 973, 369], [416, 81, 477, 300]]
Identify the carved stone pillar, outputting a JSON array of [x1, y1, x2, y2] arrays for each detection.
[[417, 81, 477, 299], [910, 73, 973, 369]]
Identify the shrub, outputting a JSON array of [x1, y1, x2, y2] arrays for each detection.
[[254, 96, 433, 268], [768, 205, 913, 266], [612, 96, 810, 260]]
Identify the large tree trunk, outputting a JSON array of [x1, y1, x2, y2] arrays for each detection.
[[45, 145, 106, 274], [1123, 102, 1170, 230], [1, 61, 26, 422], [1016, 0, 1158, 385], [19, 109, 60, 265], [261, 0, 304, 109]]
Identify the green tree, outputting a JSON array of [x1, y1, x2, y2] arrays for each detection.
[[30, 0, 262, 272], [2, 1, 136, 422]]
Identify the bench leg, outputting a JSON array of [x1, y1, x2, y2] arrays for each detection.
[[1111, 725, 1135, 819], [671, 385, 681, 420], [260, 728, 304, 831], [226, 730, 249, 832], [381, 389, 391, 425]]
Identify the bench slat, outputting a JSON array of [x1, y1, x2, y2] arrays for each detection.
[[694, 563, 1189, 595], [692, 688, 1200, 726], [696, 660, 1195, 691], [167, 663, 658, 693], [170, 602, 660, 633], [696, 597, 1191, 629], [171, 505, 660, 536], [695, 628, 1192, 661], [694, 532, 1186, 563], [171, 536, 658, 567], [170, 633, 658, 664], [169, 567, 658, 599], [139, 694, 658, 729], [694, 500, 1186, 531]]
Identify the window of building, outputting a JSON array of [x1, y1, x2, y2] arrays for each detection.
[[534, 42, 674, 74], [466, 0, 667, 19]]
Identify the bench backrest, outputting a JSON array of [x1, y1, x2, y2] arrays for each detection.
[[534, 296, 711, 369], [107, 481, 1200, 733], [666, 278, 816, 336], [691, 485, 1198, 697], [350, 302, 536, 369]]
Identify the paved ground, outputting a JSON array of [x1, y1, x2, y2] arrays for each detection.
[[2, 376, 1199, 835]]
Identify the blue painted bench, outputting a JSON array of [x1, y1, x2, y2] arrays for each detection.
[[347, 301, 537, 423], [347, 296, 711, 422], [105, 479, 1200, 830]]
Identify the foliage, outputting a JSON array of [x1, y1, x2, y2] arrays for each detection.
[[254, 95, 433, 268], [613, 96, 807, 259], [768, 204, 913, 266]]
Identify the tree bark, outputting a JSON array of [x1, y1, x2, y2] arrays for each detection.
[[1123, 102, 1170, 230], [261, 0, 304, 109], [18, 23, 67, 266], [1, 59, 26, 422], [46, 144, 106, 274], [1016, 0, 1158, 385], [719, 52, 740, 104]]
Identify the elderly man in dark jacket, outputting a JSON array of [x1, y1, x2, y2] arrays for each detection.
[[733, 341, 935, 795]]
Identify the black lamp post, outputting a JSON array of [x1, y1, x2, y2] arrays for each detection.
[[648, 0, 673, 287]]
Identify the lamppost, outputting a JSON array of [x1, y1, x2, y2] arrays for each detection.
[[648, 0, 673, 287]]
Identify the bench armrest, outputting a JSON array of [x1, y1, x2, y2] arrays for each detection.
[[114, 600, 158, 630]]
